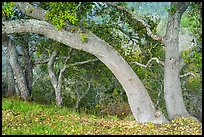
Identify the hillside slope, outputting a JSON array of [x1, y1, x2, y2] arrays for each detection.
[[2, 97, 202, 135]]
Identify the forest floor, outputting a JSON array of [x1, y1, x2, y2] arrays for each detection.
[[2, 97, 202, 135]]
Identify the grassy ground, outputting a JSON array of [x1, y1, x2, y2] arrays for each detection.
[[2, 97, 202, 135]]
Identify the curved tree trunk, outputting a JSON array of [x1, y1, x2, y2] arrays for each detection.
[[162, 2, 194, 120], [2, 19, 169, 123]]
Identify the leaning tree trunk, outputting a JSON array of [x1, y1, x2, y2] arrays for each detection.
[[5, 45, 15, 97], [2, 19, 169, 124], [3, 36, 15, 96], [6, 36, 30, 101], [162, 2, 193, 120]]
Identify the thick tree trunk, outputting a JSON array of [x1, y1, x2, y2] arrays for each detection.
[[162, 2, 192, 120], [6, 36, 30, 100], [2, 19, 169, 123]]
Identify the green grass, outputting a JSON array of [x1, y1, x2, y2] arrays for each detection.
[[2, 97, 202, 135]]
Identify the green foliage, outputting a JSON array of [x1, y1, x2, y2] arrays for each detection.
[[180, 45, 202, 119], [181, 13, 201, 38], [80, 33, 88, 43], [168, 5, 176, 14], [2, 2, 15, 19], [42, 2, 94, 30], [2, 98, 202, 135], [181, 16, 189, 28], [181, 47, 202, 75], [181, 2, 202, 46], [70, 27, 79, 33], [180, 46, 202, 118], [164, 4, 176, 14], [44, 2, 79, 29]]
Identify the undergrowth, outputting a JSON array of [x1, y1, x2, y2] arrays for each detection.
[[2, 97, 202, 135]]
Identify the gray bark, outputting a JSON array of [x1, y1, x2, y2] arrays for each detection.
[[15, 2, 47, 21], [162, 2, 193, 120], [48, 49, 72, 107], [2, 19, 169, 123], [105, 2, 198, 121], [5, 46, 15, 96], [48, 50, 63, 106], [5, 36, 30, 100], [21, 40, 33, 96], [15, 82, 20, 96]]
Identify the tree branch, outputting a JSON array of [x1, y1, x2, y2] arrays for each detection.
[[180, 72, 197, 78], [14, 2, 81, 32], [33, 48, 72, 67], [14, 2, 47, 21], [32, 74, 42, 87], [130, 57, 164, 68], [33, 59, 49, 66], [58, 55, 72, 88], [106, 2, 162, 41], [69, 59, 99, 67], [48, 50, 58, 88], [104, 24, 139, 44]]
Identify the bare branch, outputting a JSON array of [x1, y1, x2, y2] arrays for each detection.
[[130, 57, 164, 68], [33, 59, 49, 66], [69, 59, 99, 67], [33, 48, 72, 67], [32, 74, 42, 86], [180, 72, 197, 78], [58, 55, 72, 88], [106, 2, 162, 41]]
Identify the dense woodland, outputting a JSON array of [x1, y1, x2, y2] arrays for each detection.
[[2, 2, 202, 134]]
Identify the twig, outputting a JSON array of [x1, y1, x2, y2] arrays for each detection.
[[69, 58, 99, 67], [130, 57, 164, 68], [180, 72, 197, 78]]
